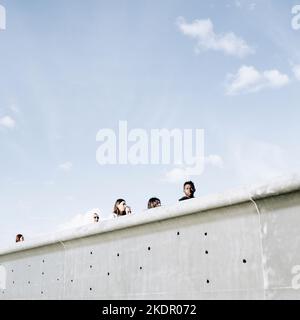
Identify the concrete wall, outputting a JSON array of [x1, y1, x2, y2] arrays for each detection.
[[1, 176, 300, 300]]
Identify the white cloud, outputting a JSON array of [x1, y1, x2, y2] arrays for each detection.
[[205, 154, 224, 168], [165, 162, 203, 183], [230, 140, 299, 185], [0, 116, 16, 129], [177, 17, 254, 58], [165, 155, 223, 183], [10, 104, 20, 114], [292, 64, 300, 81], [235, 0, 242, 8], [57, 208, 102, 231], [233, 0, 256, 11], [249, 3, 256, 11], [226, 65, 290, 95], [59, 161, 73, 171]]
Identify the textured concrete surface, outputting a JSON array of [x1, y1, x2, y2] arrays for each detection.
[[1, 175, 300, 300]]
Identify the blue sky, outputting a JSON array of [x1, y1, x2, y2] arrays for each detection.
[[1, 0, 300, 247]]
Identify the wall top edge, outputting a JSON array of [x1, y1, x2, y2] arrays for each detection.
[[1, 173, 300, 257]]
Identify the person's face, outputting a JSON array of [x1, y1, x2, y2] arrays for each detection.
[[125, 206, 131, 214], [93, 214, 99, 222], [154, 201, 161, 208], [17, 236, 24, 242], [184, 184, 194, 197], [117, 201, 126, 212]]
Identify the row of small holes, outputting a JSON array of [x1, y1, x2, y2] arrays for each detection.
[[9, 231, 247, 292], [205, 232, 209, 284], [177, 231, 208, 236]]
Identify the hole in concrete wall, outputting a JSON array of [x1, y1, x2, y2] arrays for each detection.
[[57, 278, 60, 281], [11, 270, 14, 273], [90, 265, 93, 269], [243, 259, 247, 264], [204, 232, 208, 236], [13, 281, 15, 284], [90, 251, 93, 255], [90, 288, 92, 291], [140, 266, 143, 270], [41, 291, 44, 294], [148, 247, 151, 251], [177, 231, 180, 236], [107, 272, 110, 276], [42, 272, 44, 275], [42, 260, 45, 263], [206, 280, 210, 284], [117, 253, 120, 257], [205, 250, 208, 255], [71, 280, 74, 283], [28, 281, 31, 284]]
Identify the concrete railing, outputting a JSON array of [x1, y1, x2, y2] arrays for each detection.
[[1, 174, 300, 300]]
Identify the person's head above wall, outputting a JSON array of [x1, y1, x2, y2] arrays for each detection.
[[147, 197, 161, 209], [113, 199, 130, 216], [93, 212, 99, 223], [15, 234, 24, 243], [179, 181, 196, 202], [183, 181, 196, 198]]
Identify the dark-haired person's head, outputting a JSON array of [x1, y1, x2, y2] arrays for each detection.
[[183, 181, 196, 198], [113, 199, 127, 216], [93, 213, 99, 222], [147, 197, 161, 209], [16, 234, 24, 243]]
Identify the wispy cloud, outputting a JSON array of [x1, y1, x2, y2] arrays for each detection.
[[226, 65, 290, 95], [58, 161, 73, 171], [165, 155, 223, 183], [165, 166, 201, 184], [249, 2, 256, 11], [233, 0, 256, 11], [230, 140, 299, 184], [57, 208, 102, 231], [205, 154, 224, 168], [292, 64, 300, 81], [9, 104, 20, 114], [0, 116, 16, 129], [177, 17, 254, 58], [235, 0, 242, 8]]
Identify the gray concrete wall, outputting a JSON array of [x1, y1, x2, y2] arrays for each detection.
[[1, 176, 300, 300]]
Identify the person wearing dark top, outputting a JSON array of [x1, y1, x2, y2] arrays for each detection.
[[179, 181, 196, 201]]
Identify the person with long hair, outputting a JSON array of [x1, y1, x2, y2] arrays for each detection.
[[113, 199, 132, 217], [16, 234, 24, 243]]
